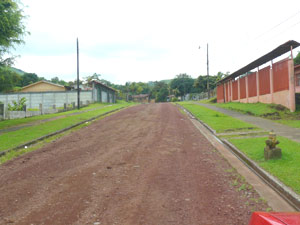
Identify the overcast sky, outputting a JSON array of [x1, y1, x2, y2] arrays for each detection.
[[12, 0, 300, 84]]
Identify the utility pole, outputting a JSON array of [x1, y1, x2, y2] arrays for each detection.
[[207, 43, 210, 99], [77, 38, 80, 110]]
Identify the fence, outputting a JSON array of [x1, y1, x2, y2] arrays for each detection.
[[0, 90, 93, 110], [217, 58, 295, 111], [183, 89, 216, 101], [0, 100, 92, 120]]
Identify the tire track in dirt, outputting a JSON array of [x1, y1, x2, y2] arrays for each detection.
[[0, 103, 269, 225]]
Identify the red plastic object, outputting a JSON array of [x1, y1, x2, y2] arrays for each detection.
[[249, 212, 300, 225]]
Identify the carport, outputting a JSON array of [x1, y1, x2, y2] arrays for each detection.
[[91, 80, 117, 103]]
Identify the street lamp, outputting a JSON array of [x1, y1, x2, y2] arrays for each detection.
[[199, 44, 210, 99]]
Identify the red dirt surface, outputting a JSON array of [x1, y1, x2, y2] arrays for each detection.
[[0, 103, 269, 225]]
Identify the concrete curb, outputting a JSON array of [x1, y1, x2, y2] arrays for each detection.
[[176, 103, 300, 211], [176, 103, 216, 134], [0, 106, 128, 158]]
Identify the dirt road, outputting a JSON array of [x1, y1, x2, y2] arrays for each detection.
[[0, 103, 269, 225]]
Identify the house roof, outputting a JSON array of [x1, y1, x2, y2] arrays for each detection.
[[91, 80, 117, 92], [21, 80, 66, 90], [217, 40, 300, 85]]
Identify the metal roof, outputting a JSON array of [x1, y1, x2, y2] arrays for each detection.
[[217, 40, 300, 85], [91, 80, 117, 92]]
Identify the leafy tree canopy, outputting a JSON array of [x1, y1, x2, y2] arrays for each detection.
[[83, 73, 101, 84], [0, 0, 28, 66], [170, 73, 194, 97], [21, 73, 39, 86], [50, 76, 68, 86]]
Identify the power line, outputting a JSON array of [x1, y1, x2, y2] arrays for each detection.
[[254, 11, 300, 40]]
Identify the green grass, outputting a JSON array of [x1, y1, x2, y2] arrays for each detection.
[[0, 103, 131, 152], [0, 102, 111, 130], [229, 136, 300, 194], [178, 102, 259, 133], [0, 122, 89, 164], [216, 102, 279, 116], [215, 102, 300, 129]]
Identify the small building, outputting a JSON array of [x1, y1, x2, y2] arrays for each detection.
[[91, 80, 117, 103], [20, 80, 69, 93], [131, 94, 150, 103]]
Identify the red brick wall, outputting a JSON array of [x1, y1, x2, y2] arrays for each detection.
[[217, 85, 224, 102], [247, 72, 257, 97], [273, 59, 289, 92], [259, 66, 270, 95], [240, 77, 246, 99], [232, 80, 238, 100]]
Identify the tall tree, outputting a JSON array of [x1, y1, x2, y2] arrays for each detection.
[[0, 0, 28, 66], [170, 74, 194, 97]]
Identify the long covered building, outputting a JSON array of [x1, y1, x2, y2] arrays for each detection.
[[216, 40, 300, 112]]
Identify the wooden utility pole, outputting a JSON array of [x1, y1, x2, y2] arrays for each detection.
[[77, 38, 80, 110], [207, 43, 210, 99]]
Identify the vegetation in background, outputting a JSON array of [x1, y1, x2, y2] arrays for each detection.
[[294, 51, 300, 65], [178, 102, 258, 133], [229, 136, 300, 194]]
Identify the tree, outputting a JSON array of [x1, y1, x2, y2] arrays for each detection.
[[0, 0, 28, 66], [150, 81, 169, 102], [294, 52, 300, 65], [50, 76, 68, 86], [21, 73, 39, 86], [170, 74, 194, 97], [155, 88, 169, 102], [0, 66, 21, 92], [83, 73, 101, 84]]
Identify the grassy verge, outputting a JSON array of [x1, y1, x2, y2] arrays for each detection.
[[0, 122, 89, 164], [178, 102, 259, 133], [214, 102, 300, 129], [0, 102, 132, 152], [0, 102, 115, 130], [229, 136, 300, 194]]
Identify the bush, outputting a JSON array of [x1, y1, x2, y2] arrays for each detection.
[[171, 97, 179, 102], [8, 97, 26, 111]]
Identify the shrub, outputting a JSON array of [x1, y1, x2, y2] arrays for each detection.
[[171, 97, 179, 102], [8, 97, 26, 111]]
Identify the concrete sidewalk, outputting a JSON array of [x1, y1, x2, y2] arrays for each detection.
[[196, 103, 300, 143]]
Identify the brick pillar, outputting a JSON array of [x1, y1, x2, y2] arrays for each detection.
[[256, 71, 260, 102], [270, 63, 274, 103], [288, 58, 296, 112], [246, 76, 249, 103], [238, 77, 240, 102], [230, 80, 233, 102]]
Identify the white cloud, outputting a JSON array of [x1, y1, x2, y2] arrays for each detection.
[[13, 0, 300, 84]]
